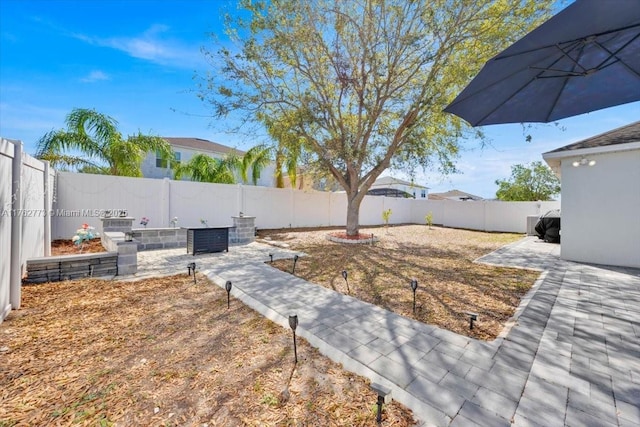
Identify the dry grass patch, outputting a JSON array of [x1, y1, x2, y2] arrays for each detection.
[[260, 225, 540, 341], [0, 275, 415, 426]]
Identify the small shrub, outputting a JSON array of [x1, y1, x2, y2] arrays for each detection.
[[425, 211, 433, 229], [382, 208, 392, 226]]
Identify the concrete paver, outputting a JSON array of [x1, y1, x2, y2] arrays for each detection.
[[131, 237, 640, 426]]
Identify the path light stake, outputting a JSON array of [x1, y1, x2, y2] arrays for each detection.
[[225, 281, 232, 309], [410, 279, 418, 315], [341, 270, 350, 294], [371, 383, 392, 425], [269, 253, 273, 263], [292, 255, 299, 275], [187, 262, 197, 283], [289, 315, 299, 363], [464, 311, 478, 330]]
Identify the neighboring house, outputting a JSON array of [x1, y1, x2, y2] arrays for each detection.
[[141, 137, 276, 187], [367, 176, 429, 198], [542, 120, 640, 269], [428, 189, 483, 201]]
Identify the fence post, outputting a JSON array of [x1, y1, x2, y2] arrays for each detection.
[[10, 140, 23, 310], [43, 161, 51, 256], [162, 178, 170, 227]]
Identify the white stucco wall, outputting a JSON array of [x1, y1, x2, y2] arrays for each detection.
[[560, 149, 640, 268]]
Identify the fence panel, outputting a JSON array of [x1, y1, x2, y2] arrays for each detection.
[[293, 190, 332, 227], [20, 154, 47, 263], [484, 201, 543, 233], [243, 186, 293, 229], [0, 139, 14, 321], [52, 172, 560, 238], [170, 180, 238, 228], [410, 199, 445, 225], [52, 172, 165, 238]]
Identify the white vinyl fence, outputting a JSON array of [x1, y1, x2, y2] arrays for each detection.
[[52, 171, 559, 239], [1, 138, 55, 322]]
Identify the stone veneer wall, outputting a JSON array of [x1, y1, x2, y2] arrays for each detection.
[[25, 252, 118, 283], [101, 231, 137, 275], [229, 216, 256, 244], [100, 217, 134, 233], [132, 228, 187, 251]]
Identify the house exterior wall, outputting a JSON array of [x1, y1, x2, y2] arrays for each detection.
[[141, 147, 276, 187], [141, 146, 226, 179], [560, 149, 640, 268]]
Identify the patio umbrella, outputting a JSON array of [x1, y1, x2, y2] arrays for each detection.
[[444, 0, 640, 126]]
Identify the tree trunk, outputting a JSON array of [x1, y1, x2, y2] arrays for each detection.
[[346, 192, 364, 236]]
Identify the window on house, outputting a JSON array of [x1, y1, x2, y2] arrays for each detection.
[[156, 151, 181, 168], [421, 189, 426, 198], [156, 150, 167, 168]]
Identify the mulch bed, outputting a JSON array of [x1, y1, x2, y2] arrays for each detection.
[[1, 275, 415, 426], [51, 238, 106, 255]]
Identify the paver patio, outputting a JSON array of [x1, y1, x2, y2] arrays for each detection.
[[133, 236, 640, 426]]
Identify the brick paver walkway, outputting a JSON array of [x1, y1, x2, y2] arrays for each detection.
[[134, 237, 640, 426]]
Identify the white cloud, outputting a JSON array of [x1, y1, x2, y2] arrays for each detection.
[[0, 102, 69, 153], [80, 70, 110, 83], [72, 24, 205, 68]]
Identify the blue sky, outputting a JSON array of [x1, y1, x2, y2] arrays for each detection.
[[1, 0, 638, 199]]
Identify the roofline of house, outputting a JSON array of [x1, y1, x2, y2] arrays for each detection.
[[371, 177, 429, 190], [542, 140, 640, 160], [543, 140, 640, 172]]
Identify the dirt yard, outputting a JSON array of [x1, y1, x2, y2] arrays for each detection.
[[0, 274, 415, 426], [259, 225, 540, 341]]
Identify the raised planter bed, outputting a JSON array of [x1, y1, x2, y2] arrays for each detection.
[[25, 252, 118, 284]]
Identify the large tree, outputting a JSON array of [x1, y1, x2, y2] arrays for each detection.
[[495, 161, 561, 201], [36, 108, 174, 177], [202, 0, 552, 235]]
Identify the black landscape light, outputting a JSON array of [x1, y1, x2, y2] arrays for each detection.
[[371, 382, 392, 425], [124, 231, 133, 242], [289, 314, 299, 363], [464, 311, 478, 330], [269, 253, 273, 263], [410, 279, 418, 315], [187, 262, 197, 284], [341, 270, 350, 294], [225, 280, 232, 309], [292, 255, 299, 275]]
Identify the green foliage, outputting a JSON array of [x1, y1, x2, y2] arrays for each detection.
[[202, 0, 553, 234], [425, 212, 433, 229], [175, 145, 272, 185], [240, 144, 272, 185], [495, 161, 561, 201], [174, 153, 237, 184], [382, 208, 392, 226], [36, 108, 173, 177], [260, 393, 279, 407]]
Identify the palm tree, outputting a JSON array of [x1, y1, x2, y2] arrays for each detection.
[[239, 144, 272, 185], [36, 108, 173, 177], [259, 112, 301, 188], [173, 153, 237, 183]]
